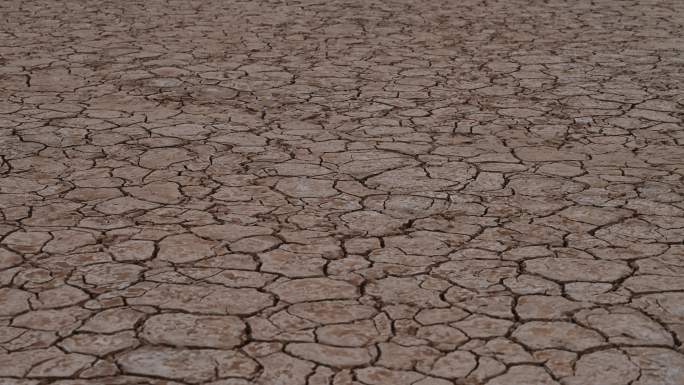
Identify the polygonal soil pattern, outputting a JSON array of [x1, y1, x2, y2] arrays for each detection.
[[1, 0, 683, 384]]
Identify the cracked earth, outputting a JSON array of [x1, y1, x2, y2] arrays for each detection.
[[1, 0, 684, 384]]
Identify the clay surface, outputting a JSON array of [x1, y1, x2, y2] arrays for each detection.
[[1, 0, 683, 384]]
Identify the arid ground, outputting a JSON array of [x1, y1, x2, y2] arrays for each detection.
[[1, 0, 684, 384]]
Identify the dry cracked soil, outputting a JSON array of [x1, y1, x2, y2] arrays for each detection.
[[1, 0, 684, 384]]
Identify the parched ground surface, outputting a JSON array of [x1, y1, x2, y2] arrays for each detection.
[[1, 0, 684, 384]]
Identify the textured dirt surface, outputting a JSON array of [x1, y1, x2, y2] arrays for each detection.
[[1, 0, 684, 384]]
